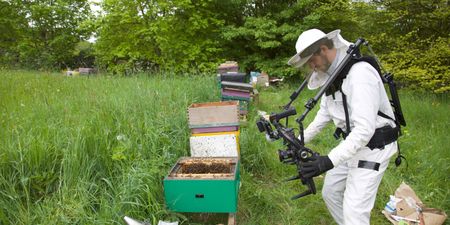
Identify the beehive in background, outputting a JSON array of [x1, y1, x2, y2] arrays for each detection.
[[217, 61, 239, 74], [220, 81, 253, 116], [220, 72, 247, 83]]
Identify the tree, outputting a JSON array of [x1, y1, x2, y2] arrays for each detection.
[[94, 0, 157, 74], [0, 0, 93, 70], [221, 0, 361, 77], [0, 0, 27, 66], [95, 0, 227, 74], [368, 0, 450, 93]]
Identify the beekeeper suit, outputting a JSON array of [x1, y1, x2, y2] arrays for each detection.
[[287, 29, 398, 225]]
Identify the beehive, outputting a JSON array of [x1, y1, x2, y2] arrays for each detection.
[[217, 61, 239, 74], [164, 157, 240, 213]]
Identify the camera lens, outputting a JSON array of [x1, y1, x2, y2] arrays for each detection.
[[278, 149, 292, 162], [256, 120, 265, 132]]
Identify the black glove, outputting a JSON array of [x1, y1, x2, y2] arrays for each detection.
[[300, 155, 334, 179]]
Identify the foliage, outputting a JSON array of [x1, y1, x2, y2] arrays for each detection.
[[1, 0, 449, 91], [93, 0, 159, 75], [381, 36, 450, 93], [0, 0, 93, 70], [73, 41, 95, 68], [367, 0, 450, 93], [94, 0, 226, 74], [221, 0, 361, 77], [0, 1, 25, 67]]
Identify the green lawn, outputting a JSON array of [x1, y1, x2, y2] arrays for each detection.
[[0, 70, 448, 224]]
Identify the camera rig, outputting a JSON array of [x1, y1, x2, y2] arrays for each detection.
[[256, 107, 319, 199]]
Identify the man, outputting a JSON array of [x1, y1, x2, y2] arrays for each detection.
[[287, 28, 398, 225]]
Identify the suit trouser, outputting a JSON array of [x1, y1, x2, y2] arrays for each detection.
[[322, 143, 397, 225]]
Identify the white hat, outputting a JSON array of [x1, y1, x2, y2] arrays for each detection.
[[287, 29, 341, 68], [287, 29, 350, 89]]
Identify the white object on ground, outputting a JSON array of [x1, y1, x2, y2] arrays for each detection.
[[157, 221, 178, 225], [390, 215, 420, 223], [124, 216, 145, 225]]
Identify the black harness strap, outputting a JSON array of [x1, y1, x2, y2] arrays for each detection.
[[367, 126, 399, 150], [329, 56, 400, 150], [358, 160, 380, 171], [377, 110, 400, 132], [341, 89, 351, 138], [377, 110, 395, 123]]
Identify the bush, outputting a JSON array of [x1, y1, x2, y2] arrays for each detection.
[[382, 36, 450, 93]]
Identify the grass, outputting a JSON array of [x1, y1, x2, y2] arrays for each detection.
[[0, 70, 448, 224]]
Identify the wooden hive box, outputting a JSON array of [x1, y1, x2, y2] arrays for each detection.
[[191, 125, 239, 134], [164, 157, 240, 213], [220, 72, 247, 83], [257, 72, 270, 87], [78, 67, 96, 74], [220, 81, 253, 92], [217, 61, 239, 74], [188, 101, 239, 129], [221, 89, 251, 99]]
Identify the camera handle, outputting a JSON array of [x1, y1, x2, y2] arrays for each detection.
[[271, 118, 318, 199], [266, 108, 320, 199], [282, 70, 313, 128]]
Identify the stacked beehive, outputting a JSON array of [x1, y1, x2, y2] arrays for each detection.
[[188, 101, 241, 158], [217, 62, 253, 118], [163, 63, 251, 221], [164, 101, 241, 214]]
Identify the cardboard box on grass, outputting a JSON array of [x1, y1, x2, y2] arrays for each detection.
[[257, 71, 269, 87], [382, 182, 447, 225]]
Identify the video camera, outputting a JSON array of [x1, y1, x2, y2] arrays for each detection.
[[256, 107, 319, 200]]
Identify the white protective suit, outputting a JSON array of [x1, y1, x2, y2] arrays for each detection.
[[303, 42, 398, 224]]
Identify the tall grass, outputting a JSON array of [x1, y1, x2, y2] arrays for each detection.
[[0, 70, 448, 224], [0, 70, 218, 224]]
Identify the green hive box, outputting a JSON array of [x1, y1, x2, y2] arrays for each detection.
[[164, 157, 240, 213]]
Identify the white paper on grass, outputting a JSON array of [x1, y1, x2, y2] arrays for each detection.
[[158, 221, 178, 225], [124, 216, 145, 225]]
